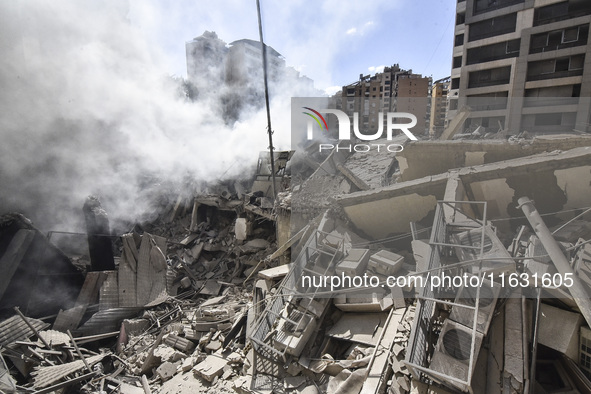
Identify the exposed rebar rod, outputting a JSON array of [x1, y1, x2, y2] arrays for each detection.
[[256, 0, 277, 199]]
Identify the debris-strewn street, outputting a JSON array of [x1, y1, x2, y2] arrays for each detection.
[[1, 133, 591, 393]]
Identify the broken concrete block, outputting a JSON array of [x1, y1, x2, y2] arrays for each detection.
[[156, 361, 177, 381], [239, 239, 270, 253], [538, 303, 582, 361], [180, 277, 192, 289], [222, 364, 234, 380], [164, 334, 195, 353], [335, 249, 370, 278], [181, 356, 195, 372], [227, 352, 243, 364], [368, 250, 404, 276], [193, 354, 228, 382], [233, 375, 253, 394], [235, 218, 248, 241], [205, 340, 222, 352], [153, 345, 176, 363], [284, 375, 306, 390], [170, 351, 186, 363], [123, 318, 150, 336], [258, 264, 292, 280]]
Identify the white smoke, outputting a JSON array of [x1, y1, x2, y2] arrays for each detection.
[[0, 1, 318, 232]]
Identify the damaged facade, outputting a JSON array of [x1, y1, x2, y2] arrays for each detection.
[[3, 2, 591, 393], [2, 133, 591, 393]]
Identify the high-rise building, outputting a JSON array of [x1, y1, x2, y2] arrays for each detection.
[[430, 77, 450, 137], [448, 0, 591, 135], [185, 31, 314, 122], [339, 66, 432, 135], [185, 31, 228, 94]]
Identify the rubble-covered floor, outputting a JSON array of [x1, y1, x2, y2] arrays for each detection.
[[1, 138, 591, 394]]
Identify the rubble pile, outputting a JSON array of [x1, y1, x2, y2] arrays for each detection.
[[1, 139, 591, 393]]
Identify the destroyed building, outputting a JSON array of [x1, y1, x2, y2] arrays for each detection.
[[1, 128, 591, 393], [3, 2, 591, 392], [186, 31, 315, 123]]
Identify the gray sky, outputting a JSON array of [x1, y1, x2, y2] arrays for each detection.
[[129, 0, 456, 92]]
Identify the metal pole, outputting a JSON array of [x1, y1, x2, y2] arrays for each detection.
[[256, 0, 277, 199], [518, 197, 591, 326]]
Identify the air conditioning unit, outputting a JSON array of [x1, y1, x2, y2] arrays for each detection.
[[335, 248, 370, 278], [368, 250, 404, 276], [451, 226, 514, 274], [429, 320, 483, 392], [273, 308, 317, 357], [449, 279, 500, 334]]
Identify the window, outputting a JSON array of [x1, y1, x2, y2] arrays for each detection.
[[466, 39, 520, 65], [473, 0, 524, 15], [530, 25, 588, 54], [468, 66, 511, 88], [563, 26, 580, 43], [534, 2, 569, 26], [570, 54, 584, 70], [534, 1, 591, 26], [506, 39, 520, 53], [527, 55, 585, 81], [573, 84, 581, 97], [453, 56, 462, 68], [456, 12, 465, 25], [469, 13, 517, 42], [455, 33, 464, 46], [535, 113, 561, 126], [555, 58, 570, 72], [451, 78, 460, 89]]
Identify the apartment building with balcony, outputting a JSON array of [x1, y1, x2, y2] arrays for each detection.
[[447, 0, 591, 134], [340, 66, 432, 136]]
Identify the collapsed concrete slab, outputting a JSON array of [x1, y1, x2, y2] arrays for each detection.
[[396, 135, 591, 182], [337, 146, 591, 240]]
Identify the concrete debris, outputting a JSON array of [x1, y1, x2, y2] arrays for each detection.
[[2, 139, 591, 393]]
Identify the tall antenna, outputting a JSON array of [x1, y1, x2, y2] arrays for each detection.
[[256, 0, 277, 199]]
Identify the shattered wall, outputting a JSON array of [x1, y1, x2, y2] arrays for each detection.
[[396, 135, 591, 182], [338, 146, 591, 240]]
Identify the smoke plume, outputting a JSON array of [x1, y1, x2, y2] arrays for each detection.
[[0, 1, 316, 232]]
